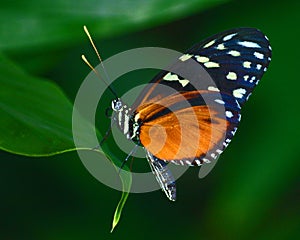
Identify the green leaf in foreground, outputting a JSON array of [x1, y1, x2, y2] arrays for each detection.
[[0, 53, 132, 230], [0, 53, 76, 156], [111, 168, 132, 233]]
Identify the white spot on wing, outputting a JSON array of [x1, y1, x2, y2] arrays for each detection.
[[171, 160, 179, 165], [215, 99, 225, 104], [195, 55, 209, 63], [185, 160, 192, 165], [179, 54, 193, 62], [226, 111, 234, 118], [163, 72, 179, 81], [208, 86, 220, 92], [243, 61, 251, 68], [204, 62, 220, 68], [203, 40, 215, 48], [244, 75, 249, 81], [223, 33, 237, 41], [179, 79, 190, 87], [238, 41, 261, 48], [163, 72, 190, 87], [195, 159, 202, 166], [216, 149, 223, 154], [256, 64, 262, 70], [246, 92, 252, 101], [250, 76, 256, 83], [228, 50, 241, 57], [254, 52, 264, 59], [232, 127, 238, 135], [226, 72, 237, 80], [233, 88, 247, 98], [216, 44, 226, 50]]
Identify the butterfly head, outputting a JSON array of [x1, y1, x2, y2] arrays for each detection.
[[111, 98, 137, 140], [111, 98, 124, 112]]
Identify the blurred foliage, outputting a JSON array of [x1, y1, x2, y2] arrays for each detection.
[[0, 53, 75, 155], [0, 0, 299, 239], [0, 0, 228, 50]]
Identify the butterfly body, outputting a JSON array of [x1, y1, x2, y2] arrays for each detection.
[[109, 28, 272, 201], [111, 99, 141, 143]]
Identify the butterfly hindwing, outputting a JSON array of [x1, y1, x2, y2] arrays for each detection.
[[146, 150, 176, 201], [137, 90, 240, 166]]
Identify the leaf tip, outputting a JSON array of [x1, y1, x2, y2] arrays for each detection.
[[110, 221, 117, 233]]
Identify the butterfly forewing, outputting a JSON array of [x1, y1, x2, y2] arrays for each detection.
[[131, 28, 271, 166], [186, 27, 271, 106]]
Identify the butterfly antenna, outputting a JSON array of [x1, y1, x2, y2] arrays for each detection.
[[82, 25, 119, 99]]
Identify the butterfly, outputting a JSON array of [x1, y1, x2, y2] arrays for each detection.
[[107, 28, 272, 201]]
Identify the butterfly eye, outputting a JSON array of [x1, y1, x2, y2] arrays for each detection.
[[111, 99, 123, 111]]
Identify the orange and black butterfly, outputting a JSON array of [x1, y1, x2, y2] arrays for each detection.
[[106, 28, 272, 201]]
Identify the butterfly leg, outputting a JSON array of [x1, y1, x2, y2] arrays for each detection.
[[118, 145, 139, 174], [146, 150, 176, 201], [91, 116, 117, 151], [91, 127, 112, 151]]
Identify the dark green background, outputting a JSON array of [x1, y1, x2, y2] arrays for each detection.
[[1, 0, 299, 239]]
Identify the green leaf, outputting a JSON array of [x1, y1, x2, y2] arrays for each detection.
[[0, 53, 78, 156], [110, 167, 132, 233], [0, 0, 230, 51], [0, 52, 132, 230]]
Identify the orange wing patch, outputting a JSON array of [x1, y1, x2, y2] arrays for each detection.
[[139, 104, 228, 161]]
